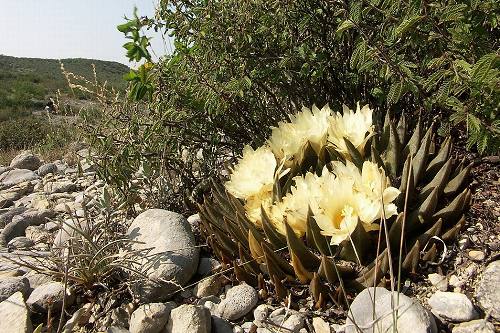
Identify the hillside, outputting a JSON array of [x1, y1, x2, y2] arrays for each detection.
[[0, 55, 129, 120]]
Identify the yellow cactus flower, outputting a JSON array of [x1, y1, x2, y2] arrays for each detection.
[[225, 145, 277, 227], [330, 160, 400, 231], [269, 105, 331, 165], [328, 103, 374, 157]]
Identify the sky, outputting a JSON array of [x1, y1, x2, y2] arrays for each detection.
[[0, 0, 170, 65]]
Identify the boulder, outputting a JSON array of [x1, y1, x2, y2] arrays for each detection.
[[428, 291, 478, 322], [0, 169, 38, 188], [0, 291, 32, 333], [37, 163, 58, 177], [10, 151, 41, 171], [129, 302, 176, 333], [127, 209, 199, 302], [474, 260, 500, 320], [345, 287, 437, 333], [26, 281, 74, 313], [0, 208, 55, 245], [44, 180, 77, 194], [217, 283, 258, 321], [0, 276, 29, 302], [165, 304, 211, 333]]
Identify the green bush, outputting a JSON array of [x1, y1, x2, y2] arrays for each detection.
[[89, 0, 498, 211]]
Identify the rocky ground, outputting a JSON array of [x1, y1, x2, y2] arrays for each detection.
[[0, 150, 498, 333]]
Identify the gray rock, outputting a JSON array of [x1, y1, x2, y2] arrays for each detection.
[[212, 316, 232, 333], [129, 302, 176, 333], [194, 275, 223, 298], [127, 209, 199, 302], [253, 304, 272, 325], [0, 207, 27, 228], [428, 273, 448, 291], [26, 281, 74, 313], [197, 257, 222, 276], [346, 287, 437, 333], [37, 163, 58, 177], [0, 169, 38, 188], [0, 182, 34, 208], [165, 304, 211, 333], [0, 208, 55, 245], [10, 151, 41, 171], [54, 218, 89, 247], [107, 327, 130, 333], [217, 283, 258, 321], [25, 273, 53, 290], [0, 166, 12, 176], [25, 225, 51, 243], [474, 260, 500, 320], [428, 291, 478, 322], [44, 180, 77, 194], [452, 319, 495, 333], [0, 276, 29, 301], [0, 291, 32, 333], [7, 237, 34, 250]]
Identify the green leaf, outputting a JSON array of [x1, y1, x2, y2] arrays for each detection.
[[336, 20, 355, 35], [394, 16, 424, 37], [387, 81, 403, 105], [471, 53, 499, 83]]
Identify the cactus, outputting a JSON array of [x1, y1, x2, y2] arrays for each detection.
[[197, 103, 471, 307]]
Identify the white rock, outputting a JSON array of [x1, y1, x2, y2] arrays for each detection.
[[194, 275, 223, 298], [345, 287, 437, 333], [452, 319, 495, 333], [26, 281, 74, 313], [312, 317, 331, 333], [127, 209, 199, 303], [217, 283, 258, 320], [428, 291, 478, 322], [428, 273, 448, 291], [129, 302, 176, 333], [282, 313, 305, 332], [44, 180, 77, 194], [165, 304, 211, 333], [0, 169, 38, 188], [0, 291, 32, 333], [474, 260, 500, 320]]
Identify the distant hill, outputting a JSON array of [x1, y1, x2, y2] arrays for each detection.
[[0, 55, 129, 120]]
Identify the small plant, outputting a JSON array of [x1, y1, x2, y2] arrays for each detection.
[[199, 103, 471, 306]]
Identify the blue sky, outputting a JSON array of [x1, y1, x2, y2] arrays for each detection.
[[0, 0, 170, 65]]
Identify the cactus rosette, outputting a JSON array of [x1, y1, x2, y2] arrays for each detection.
[[198, 103, 471, 306]]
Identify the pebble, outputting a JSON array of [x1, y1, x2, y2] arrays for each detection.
[[428, 273, 448, 291], [428, 291, 478, 322], [451, 319, 496, 333], [468, 250, 485, 261], [217, 283, 258, 320], [165, 304, 211, 333]]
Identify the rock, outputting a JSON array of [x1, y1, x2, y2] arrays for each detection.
[[312, 317, 331, 333], [165, 304, 211, 333], [54, 218, 89, 247], [0, 291, 32, 333], [452, 319, 495, 333], [0, 208, 55, 245], [107, 327, 130, 333], [217, 283, 258, 321], [212, 316, 232, 333], [44, 180, 77, 194], [10, 151, 41, 171], [0, 169, 38, 188], [0, 276, 29, 301], [0, 207, 27, 228], [0, 166, 12, 176], [253, 304, 272, 324], [25, 225, 51, 243], [0, 182, 34, 207], [428, 291, 478, 322], [282, 313, 305, 332], [345, 287, 437, 333], [26, 281, 74, 313], [197, 257, 222, 276], [474, 260, 500, 320], [194, 275, 223, 298], [7, 237, 34, 250], [25, 273, 53, 289], [129, 302, 175, 333], [127, 209, 199, 302], [37, 163, 58, 177], [428, 273, 448, 291], [110, 306, 131, 329], [468, 250, 485, 261], [187, 213, 201, 234]]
